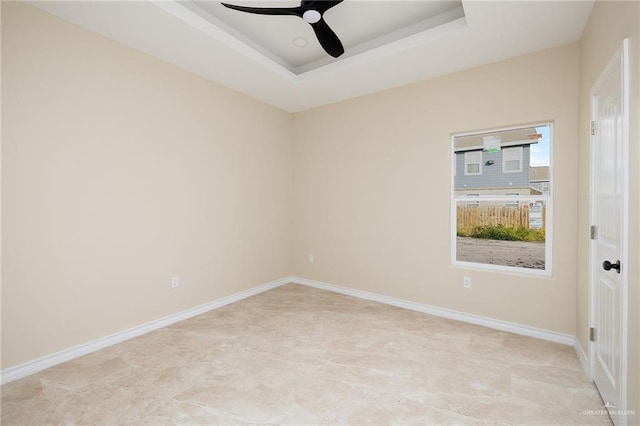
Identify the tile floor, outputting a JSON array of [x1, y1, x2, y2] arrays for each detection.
[[1, 284, 611, 425]]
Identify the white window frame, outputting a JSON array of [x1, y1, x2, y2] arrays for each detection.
[[466, 194, 480, 207], [451, 123, 553, 276], [504, 192, 520, 207], [464, 151, 482, 175], [502, 146, 523, 173]]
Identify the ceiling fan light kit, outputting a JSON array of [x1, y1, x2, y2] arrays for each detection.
[[221, 0, 345, 58], [302, 10, 321, 24]]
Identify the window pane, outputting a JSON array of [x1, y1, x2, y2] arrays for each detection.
[[455, 199, 547, 270], [454, 126, 550, 195], [464, 151, 481, 175], [505, 160, 520, 171]]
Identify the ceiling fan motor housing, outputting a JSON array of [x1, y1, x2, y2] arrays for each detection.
[[221, 1, 345, 58]]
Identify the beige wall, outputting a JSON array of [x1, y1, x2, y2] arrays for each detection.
[[577, 0, 640, 419], [293, 44, 580, 334], [1, 2, 294, 369]]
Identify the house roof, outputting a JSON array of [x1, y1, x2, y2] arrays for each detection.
[[530, 166, 550, 182], [454, 127, 540, 152]]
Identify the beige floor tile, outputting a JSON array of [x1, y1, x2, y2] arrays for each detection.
[[1, 284, 611, 425]]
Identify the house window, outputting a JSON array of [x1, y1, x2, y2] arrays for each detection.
[[503, 147, 523, 173], [451, 123, 552, 275], [464, 151, 482, 175]]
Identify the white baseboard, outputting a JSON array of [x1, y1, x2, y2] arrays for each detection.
[[2, 275, 578, 385], [574, 339, 591, 379], [291, 276, 576, 346], [0, 277, 290, 385]]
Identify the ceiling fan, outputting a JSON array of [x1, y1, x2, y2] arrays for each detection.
[[221, 1, 345, 58]]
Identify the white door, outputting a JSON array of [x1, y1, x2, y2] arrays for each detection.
[[590, 40, 629, 425]]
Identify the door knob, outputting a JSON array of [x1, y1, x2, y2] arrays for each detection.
[[603, 260, 621, 273]]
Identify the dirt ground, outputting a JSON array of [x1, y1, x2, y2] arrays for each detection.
[[456, 237, 545, 269]]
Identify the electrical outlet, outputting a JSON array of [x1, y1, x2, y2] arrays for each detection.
[[171, 276, 179, 288], [463, 276, 471, 289], [308, 254, 314, 262]]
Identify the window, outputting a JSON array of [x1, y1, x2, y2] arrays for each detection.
[[452, 123, 552, 275], [464, 151, 482, 175], [503, 146, 523, 173]]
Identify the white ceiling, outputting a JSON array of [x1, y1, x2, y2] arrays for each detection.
[[29, 1, 594, 113], [184, 1, 465, 71]]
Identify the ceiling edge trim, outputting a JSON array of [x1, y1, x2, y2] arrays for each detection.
[[150, 0, 298, 80], [152, 0, 469, 82]]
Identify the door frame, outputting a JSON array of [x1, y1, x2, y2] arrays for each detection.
[[588, 38, 630, 423]]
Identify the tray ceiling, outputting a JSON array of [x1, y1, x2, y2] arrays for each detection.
[[27, 1, 595, 112], [183, 1, 465, 73]]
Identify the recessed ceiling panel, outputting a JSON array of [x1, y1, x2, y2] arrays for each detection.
[[28, 1, 595, 112], [185, 1, 465, 73]]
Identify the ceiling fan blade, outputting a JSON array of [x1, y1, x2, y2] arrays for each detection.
[[313, 1, 344, 14], [310, 18, 344, 58], [221, 3, 302, 17]]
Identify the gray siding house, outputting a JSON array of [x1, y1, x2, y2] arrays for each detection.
[[454, 127, 542, 204]]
